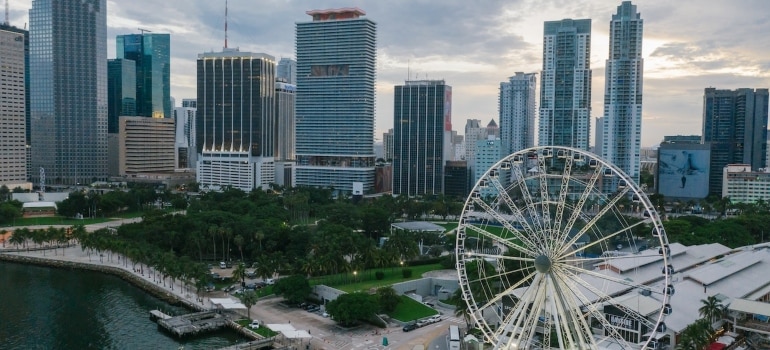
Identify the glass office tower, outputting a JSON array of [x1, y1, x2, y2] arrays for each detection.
[[107, 58, 137, 133], [295, 8, 376, 194], [116, 33, 171, 119], [30, 0, 108, 185]]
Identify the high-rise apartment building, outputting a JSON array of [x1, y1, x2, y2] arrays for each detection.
[[702, 88, 769, 195], [500, 72, 537, 157], [116, 33, 171, 119], [601, 1, 643, 183], [392, 80, 451, 196], [181, 98, 196, 109], [30, 0, 108, 185], [196, 49, 276, 192], [539, 19, 592, 150], [174, 106, 196, 169], [277, 58, 297, 84], [295, 8, 376, 194], [383, 129, 394, 161], [0, 28, 28, 189], [107, 58, 136, 133], [464, 119, 487, 181], [275, 81, 296, 161], [0, 23, 29, 149]]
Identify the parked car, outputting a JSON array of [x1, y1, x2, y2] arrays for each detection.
[[265, 278, 275, 285], [403, 323, 417, 332], [322, 311, 330, 318], [245, 283, 257, 290], [249, 320, 260, 329], [219, 261, 227, 269], [416, 319, 429, 327], [223, 285, 239, 293], [306, 304, 320, 312], [428, 315, 442, 323], [246, 270, 257, 279]]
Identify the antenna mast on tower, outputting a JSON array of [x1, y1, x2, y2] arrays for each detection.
[[5, 0, 9, 26], [224, 0, 228, 48]]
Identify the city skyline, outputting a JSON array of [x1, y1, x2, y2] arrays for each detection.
[[6, 0, 770, 147]]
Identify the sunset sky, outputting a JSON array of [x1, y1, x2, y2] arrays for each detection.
[[9, 0, 770, 147]]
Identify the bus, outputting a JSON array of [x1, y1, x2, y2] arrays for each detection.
[[449, 325, 461, 350]]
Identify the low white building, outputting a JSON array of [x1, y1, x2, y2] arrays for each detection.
[[723, 164, 770, 203]]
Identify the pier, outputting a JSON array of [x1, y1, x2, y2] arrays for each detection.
[[154, 310, 230, 337]]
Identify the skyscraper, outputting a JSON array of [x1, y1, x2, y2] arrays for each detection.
[[196, 49, 276, 192], [277, 58, 297, 84], [464, 119, 487, 181], [295, 8, 376, 194], [392, 80, 451, 196], [107, 58, 137, 133], [116, 33, 171, 119], [702, 88, 769, 195], [0, 27, 28, 189], [275, 81, 296, 161], [174, 105, 196, 169], [30, 0, 108, 185], [0, 23, 29, 149], [500, 72, 537, 157], [601, 1, 643, 183], [539, 18, 592, 150]]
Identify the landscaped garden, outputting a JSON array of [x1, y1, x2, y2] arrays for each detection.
[[312, 263, 446, 293]]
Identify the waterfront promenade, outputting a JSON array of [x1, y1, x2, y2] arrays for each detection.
[[0, 219, 461, 350]]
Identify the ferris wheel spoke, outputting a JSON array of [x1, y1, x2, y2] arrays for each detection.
[[536, 157, 553, 233], [551, 270, 605, 347], [557, 266, 659, 333], [560, 253, 661, 265], [548, 274, 591, 348], [468, 200, 541, 254], [553, 267, 637, 347], [553, 163, 604, 249], [552, 154, 574, 238], [496, 274, 542, 343], [509, 275, 548, 347], [487, 179, 539, 240], [478, 271, 537, 312], [557, 186, 632, 257], [558, 263, 648, 294], [510, 164, 547, 239], [558, 219, 648, 260]]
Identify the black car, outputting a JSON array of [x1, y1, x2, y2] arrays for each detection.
[[403, 323, 417, 332], [306, 305, 320, 312]]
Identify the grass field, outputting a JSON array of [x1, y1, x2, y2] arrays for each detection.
[[312, 263, 445, 293], [4, 210, 167, 228], [389, 296, 439, 322]]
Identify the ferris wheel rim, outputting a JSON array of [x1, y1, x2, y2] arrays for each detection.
[[456, 146, 671, 350]]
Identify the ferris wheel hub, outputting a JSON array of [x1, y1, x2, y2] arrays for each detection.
[[534, 254, 552, 273]]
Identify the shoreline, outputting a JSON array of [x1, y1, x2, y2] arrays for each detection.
[[0, 246, 204, 312]]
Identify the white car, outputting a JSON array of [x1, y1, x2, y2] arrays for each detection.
[[265, 278, 275, 285], [249, 320, 260, 329], [428, 315, 442, 323]]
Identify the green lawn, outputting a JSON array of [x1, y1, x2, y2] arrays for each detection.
[[234, 319, 278, 337], [436, 222, 458, 231], [390, 296, 439, 322], [5, 210, 171, 228], [311, 263, 445, 293]]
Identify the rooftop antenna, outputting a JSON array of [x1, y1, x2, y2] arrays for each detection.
[[138, 27, 152, 35], [5, 0, 9, 26], [224, 0, 229, 48], [407, 59, 410, 81]]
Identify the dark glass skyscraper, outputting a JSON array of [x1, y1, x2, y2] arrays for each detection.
[[116, 33, 171, 119], [107, 58, 136, 133], [295, 8, 376, 194], [702, 88, 769, 195], [30, 0, 107, 185], [392, 80, 451, 196], [195, 49, 276, 192]]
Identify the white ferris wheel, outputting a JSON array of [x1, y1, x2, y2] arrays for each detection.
[[456, 146, 673, 350]]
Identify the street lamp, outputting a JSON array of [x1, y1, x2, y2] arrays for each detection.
[[353, 270, 357, 282]]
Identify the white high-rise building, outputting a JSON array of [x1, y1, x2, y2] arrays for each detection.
[[500, 72, 537, 157], [539, 19, 591, 150], [601, 1, 643, 183], [174, 106, 196, 169], [464, 119, 486, 180], [277, 58, 296, 84]]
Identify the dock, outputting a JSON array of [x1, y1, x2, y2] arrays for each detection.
[[149, 309, 172, 321], [215, 337, 278, 350], [154, 310, 230, 337]]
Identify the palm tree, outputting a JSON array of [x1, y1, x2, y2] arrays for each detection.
[[448, 289, 472, 331], [233, 234, 245, 262], [699, 295, 724, 326], [239, 291, 259, 319], [232, 262, 247, 288]]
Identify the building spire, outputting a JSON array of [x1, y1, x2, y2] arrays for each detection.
[[5, 0, 9, 26], [224, 0, 228, 48]]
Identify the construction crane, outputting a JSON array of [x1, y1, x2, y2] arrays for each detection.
[[138, 27, 152, 35]]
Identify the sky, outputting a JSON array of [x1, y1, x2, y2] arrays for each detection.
[[7, 0, 770, 147]]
